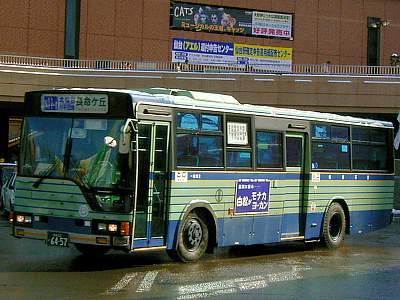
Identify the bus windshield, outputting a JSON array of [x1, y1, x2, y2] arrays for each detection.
[[19, 116, 130, 191]]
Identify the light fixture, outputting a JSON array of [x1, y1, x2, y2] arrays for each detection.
[[369, 22, 378, 28], [368, 19, 391, 28], [108, 224, 118, 232]]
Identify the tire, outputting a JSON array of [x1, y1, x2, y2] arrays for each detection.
[[0, 195, 4, 210], [74, 243, 110, 256], [172, 211, 209, 262], [322, 202, 346, 248]]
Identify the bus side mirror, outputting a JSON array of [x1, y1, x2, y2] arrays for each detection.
[[119, 119, 136, 154], [119, 132, 130, 154]]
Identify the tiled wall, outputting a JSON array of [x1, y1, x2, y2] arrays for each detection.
[[0, 1, 400, 64]]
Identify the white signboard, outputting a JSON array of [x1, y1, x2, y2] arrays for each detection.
[[172, 38, 292, 72], [41, 94, 109, 114], [175, 171, 188, 183], [227, 122, 248, 145], [311, 172, 321, 183], [251, 11, 293, 39]]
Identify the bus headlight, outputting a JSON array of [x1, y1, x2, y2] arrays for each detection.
[[93, 220, 131, 236], [108, 224, 118, 232], [98, 223, 107, 231], [15, 214, 32, 224], [16, 215, 25, 223]]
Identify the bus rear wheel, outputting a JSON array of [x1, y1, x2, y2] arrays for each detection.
[[172, 211, 209, 262], [74, 243, 110, 256], [322, 202, 346, 248]]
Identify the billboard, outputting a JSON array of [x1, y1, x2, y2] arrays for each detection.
[[172, 38, 292, 72], [234, 179, 271, 214], [170, 1, 294, 40]]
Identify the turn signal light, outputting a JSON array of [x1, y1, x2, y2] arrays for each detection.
[[8, 212, 14, 223], [120, 222, 130, 236]]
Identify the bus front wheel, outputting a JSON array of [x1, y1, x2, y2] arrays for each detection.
[[322, 202, 346, 248], [172, 211, 209, 262]]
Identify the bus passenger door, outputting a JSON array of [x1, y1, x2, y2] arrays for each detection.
[[281, 133, 305, 240], [132, 121, 170, 248]]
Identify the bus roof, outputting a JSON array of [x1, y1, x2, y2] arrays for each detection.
[[57, 88, 394, 129]]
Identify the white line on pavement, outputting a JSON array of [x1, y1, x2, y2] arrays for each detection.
[[103, 272, 137, 295], [177, 266, 311, 299], [136, 271, 159, 293]]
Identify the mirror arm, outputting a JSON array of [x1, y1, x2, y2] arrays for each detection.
[[119, 119, 137, 154]]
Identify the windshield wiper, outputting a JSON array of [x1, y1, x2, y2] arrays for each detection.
[[32, 161, 57, 188], [73, 168, 91, 191]]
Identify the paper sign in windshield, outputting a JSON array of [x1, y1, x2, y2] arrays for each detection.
[[235, 179, 270, 214]]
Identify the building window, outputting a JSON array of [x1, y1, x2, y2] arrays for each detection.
[[64, 0, 81, 59], [367, 17, 381, 66]]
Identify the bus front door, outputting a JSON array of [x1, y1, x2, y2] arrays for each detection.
[[132, 121, 170, 248], [281, 133, 306, 240]]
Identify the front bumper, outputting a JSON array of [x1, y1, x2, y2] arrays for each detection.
[[13, 226, 130, 247]]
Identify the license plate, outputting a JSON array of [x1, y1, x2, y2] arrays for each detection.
[[47, 232, 69, 247]]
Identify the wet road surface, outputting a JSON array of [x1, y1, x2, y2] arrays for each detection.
[[0, 213, 399, 299]]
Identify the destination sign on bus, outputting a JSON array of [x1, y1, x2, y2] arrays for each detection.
[[41, 94, 109, 114]]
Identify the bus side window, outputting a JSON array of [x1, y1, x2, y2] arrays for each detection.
[[175, 111, 223, 168], [227, 150, 252, 168], [311, 123, 351, 171], [176, 134, 200, 167], [256, 131, 283, 169]]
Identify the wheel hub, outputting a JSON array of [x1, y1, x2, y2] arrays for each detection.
[[183, 219, 203, 251], [329, 212, 342, 241]]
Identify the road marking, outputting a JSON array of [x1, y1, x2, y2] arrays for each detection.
[[136, 271, 159, 293], [178, 275, 267, 300], [103, 272, 136, 295], [177, 266, 310, 300]]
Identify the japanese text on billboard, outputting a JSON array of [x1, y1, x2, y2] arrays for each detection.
[[235, 179, 271, 214], [170, 1, 293, 40]]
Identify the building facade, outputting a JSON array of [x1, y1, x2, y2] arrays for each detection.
[[0, 0, 399, 66]]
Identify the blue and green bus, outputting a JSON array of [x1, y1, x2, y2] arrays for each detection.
[[12, 88, 394, 261]]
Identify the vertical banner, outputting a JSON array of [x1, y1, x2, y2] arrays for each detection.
[[235, 179, 271, 214]]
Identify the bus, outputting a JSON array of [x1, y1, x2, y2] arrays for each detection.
[[12, 88, 395, 262]]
